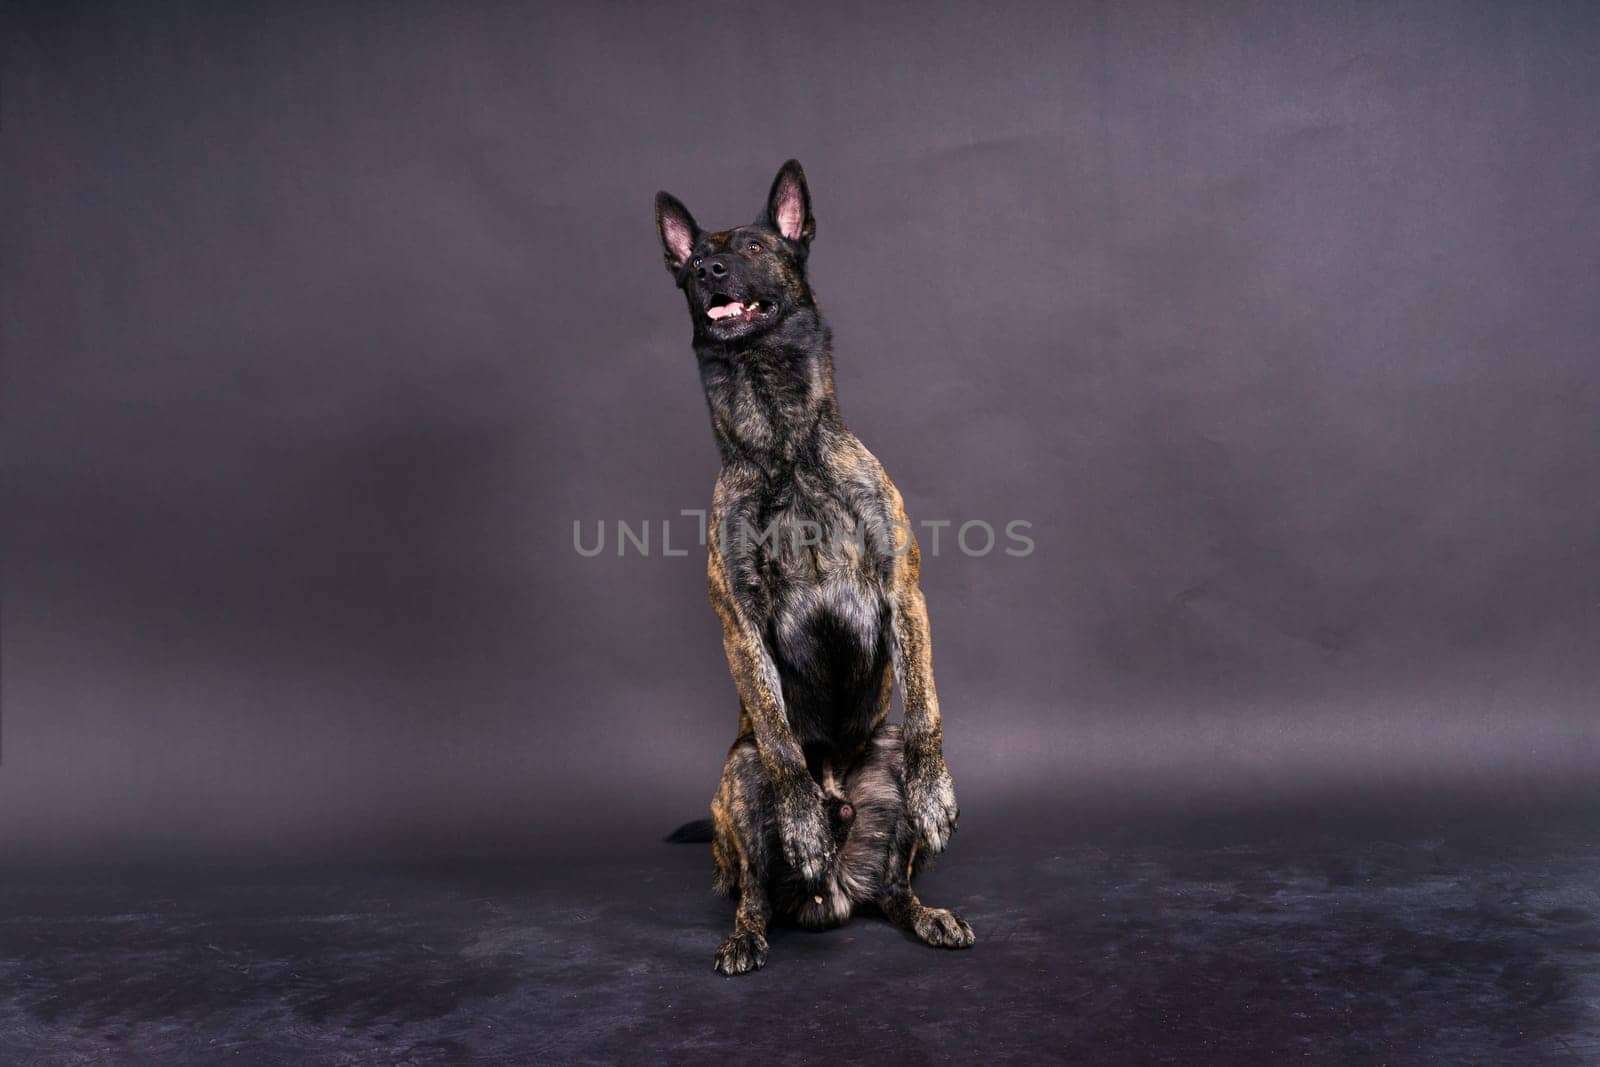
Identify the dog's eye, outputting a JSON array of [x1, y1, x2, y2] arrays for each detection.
[[691, 257, 702, 269], [747, 242, 762, 253]]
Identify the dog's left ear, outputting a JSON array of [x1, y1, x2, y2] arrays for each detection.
[[765, 159, 815, 245], [656, 192, 700, 275]]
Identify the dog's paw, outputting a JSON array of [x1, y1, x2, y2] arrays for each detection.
[[779, 793, 836, 887], [905, 755, 959, 854], [713, 931, 768, 976], [911, 906, 976, 950]]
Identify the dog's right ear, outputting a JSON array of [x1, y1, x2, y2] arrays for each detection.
[[655, 192, 699, 275], [766, 160, 814, 245]]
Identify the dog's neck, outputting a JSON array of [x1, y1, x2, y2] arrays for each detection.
[[694, 307, 844, 474]]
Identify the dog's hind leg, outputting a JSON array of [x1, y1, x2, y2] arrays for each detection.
[[877, 848, 975, 949], [709, 820, 737, 897], [874, 789, 975, 950], [711, 737, 775, 975]]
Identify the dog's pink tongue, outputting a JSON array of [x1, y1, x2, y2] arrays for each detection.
[[707, 302, 744, 320]]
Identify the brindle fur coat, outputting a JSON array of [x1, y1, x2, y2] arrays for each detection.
[[657, 161, 972, 975]]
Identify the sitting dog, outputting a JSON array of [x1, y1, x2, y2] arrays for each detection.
[[656, 161, 973, 975]]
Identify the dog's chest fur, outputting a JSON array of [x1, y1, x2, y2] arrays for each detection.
[[700, 327, 898, 767], [754, 476, 892, 764]]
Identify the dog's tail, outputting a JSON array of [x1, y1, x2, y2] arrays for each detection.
[[664, 818, 714, 844]]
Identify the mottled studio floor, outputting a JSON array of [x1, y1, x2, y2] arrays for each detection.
[[2, 803, 1597, 1064]]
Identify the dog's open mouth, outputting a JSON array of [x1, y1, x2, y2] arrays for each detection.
[[705, 295, 773, 324]]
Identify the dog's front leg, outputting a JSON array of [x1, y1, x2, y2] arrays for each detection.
[[883, 491, 960, 855], [716, 622, 833, 885], [893, 579, 959, 853], [708, 526, 834, 888]]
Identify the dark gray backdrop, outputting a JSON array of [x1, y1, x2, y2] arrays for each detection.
[[4, 0, 1596, 862]]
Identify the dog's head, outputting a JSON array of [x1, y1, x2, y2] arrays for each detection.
[[655, 160, 816, 343]]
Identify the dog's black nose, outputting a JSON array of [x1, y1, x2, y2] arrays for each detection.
[[697, 255, 730, 281]]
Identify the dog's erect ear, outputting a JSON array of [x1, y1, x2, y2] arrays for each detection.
[[765, 160, 814, 245], [655, 192, 699, 274]]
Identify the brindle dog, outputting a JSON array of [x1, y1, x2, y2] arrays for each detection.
[[656, 161, 973, 975]]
